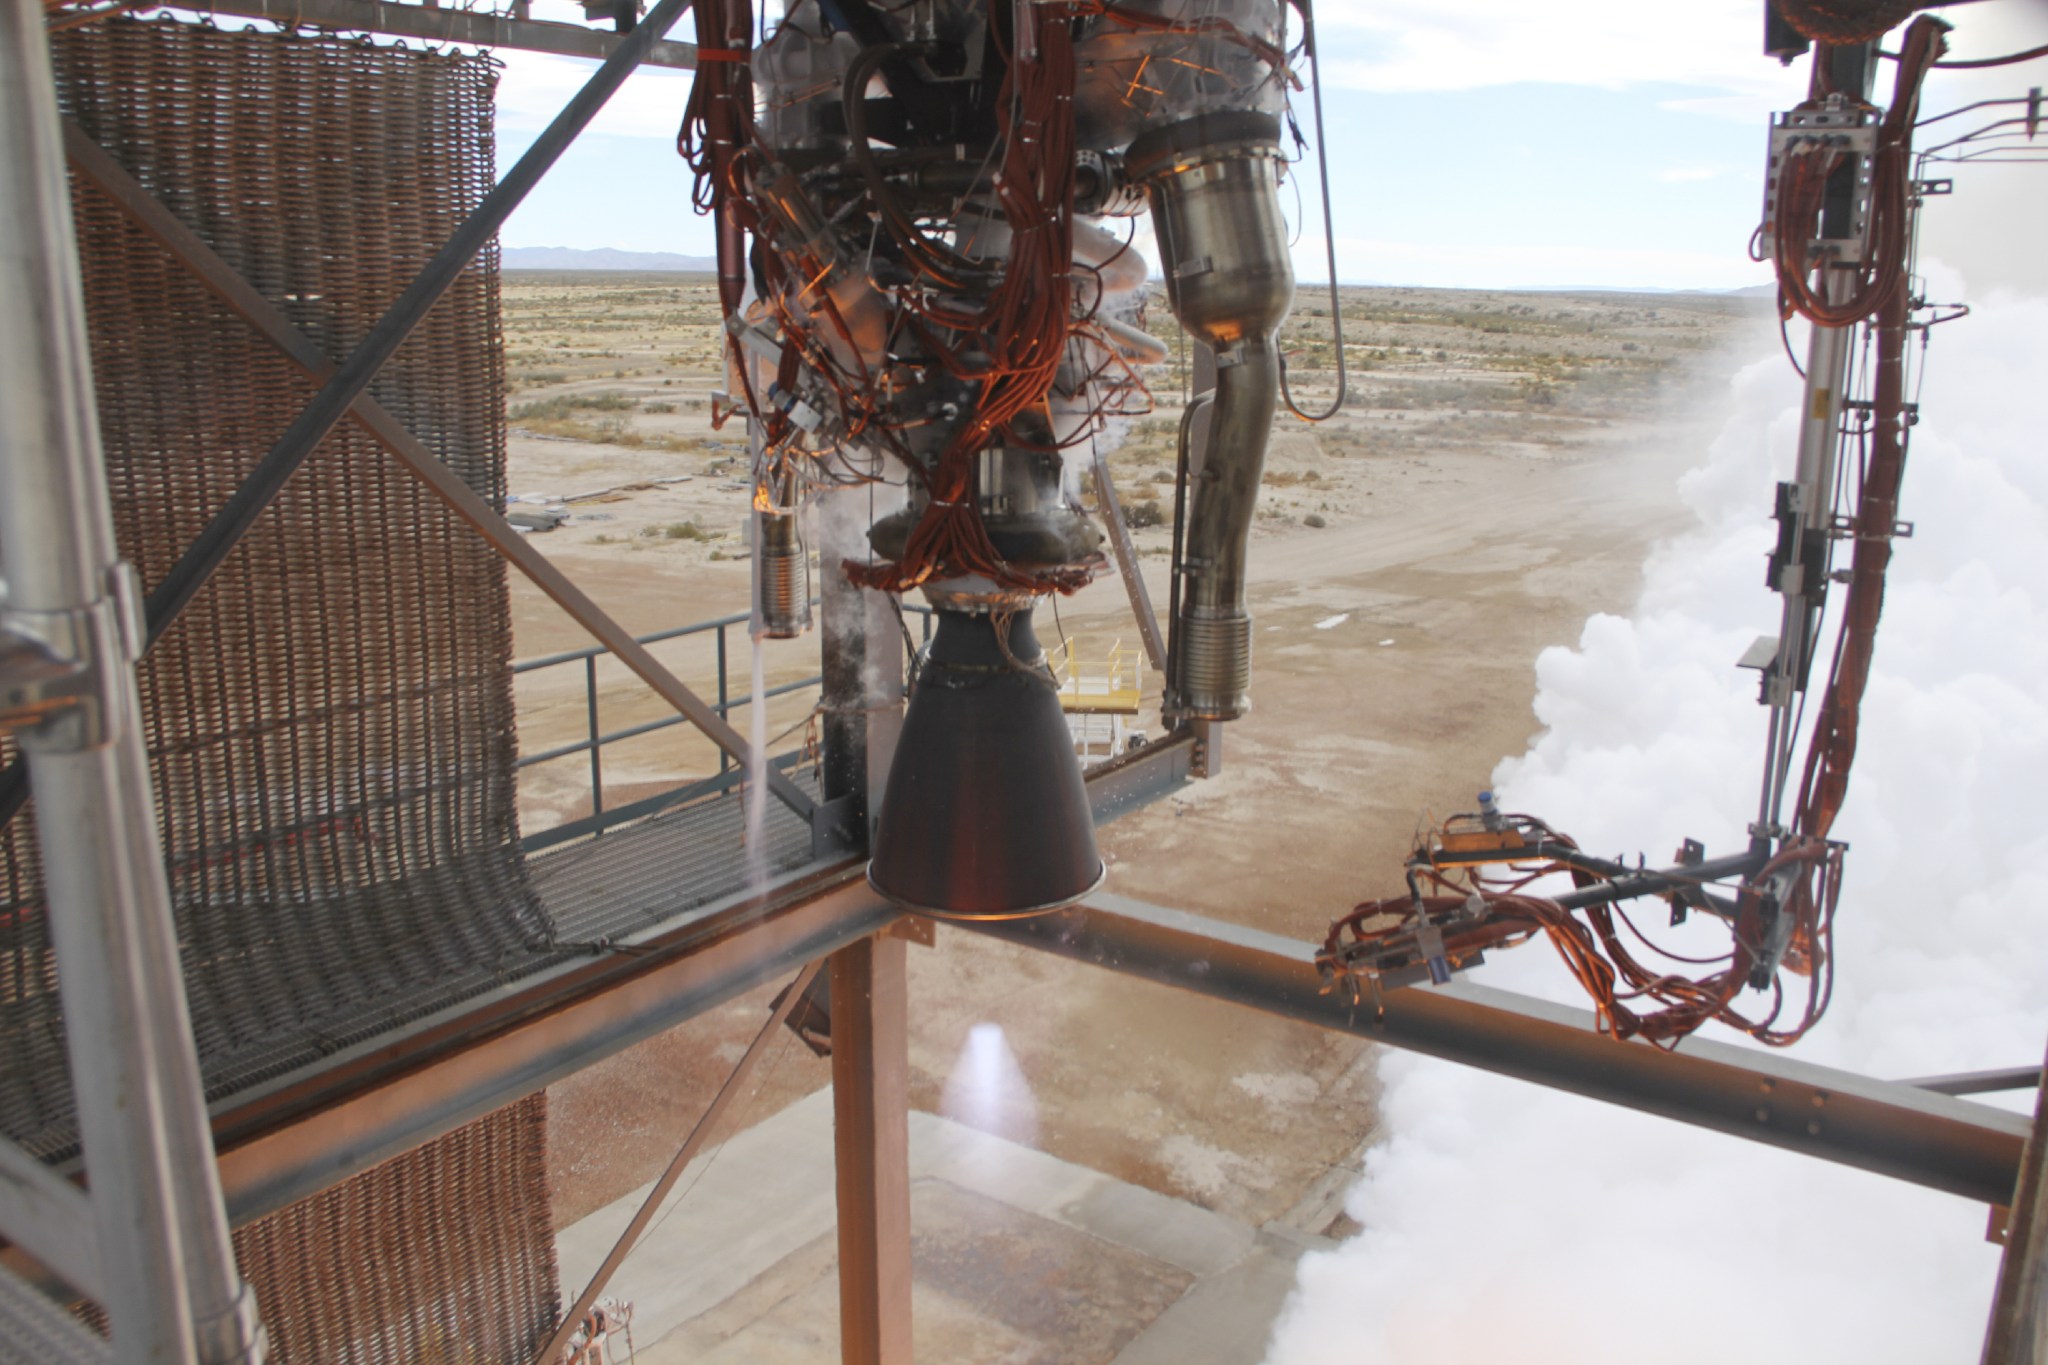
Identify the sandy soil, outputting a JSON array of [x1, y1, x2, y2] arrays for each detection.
[[503, 275, 1769, 1235]]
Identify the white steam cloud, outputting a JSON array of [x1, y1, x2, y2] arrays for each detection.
[[1263, 285, 2048, 1364]]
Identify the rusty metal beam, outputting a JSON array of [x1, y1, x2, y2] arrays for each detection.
[[211, 863, 888, 1223], [188, 726, 1194, 1223], [1983, 1047, 2048, 1363], [831, 934, 914, 1365], [961, 892, 2030, 1207], [188, 0, 701, 70], [58, 118, 816, 825]]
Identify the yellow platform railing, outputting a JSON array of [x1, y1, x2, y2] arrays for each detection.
[[1049, 636, 1142, 716]]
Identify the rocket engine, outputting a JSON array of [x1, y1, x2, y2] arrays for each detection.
[[682, 0, 1298, 916]]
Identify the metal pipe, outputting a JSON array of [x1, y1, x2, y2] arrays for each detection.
[[755, 509, 811, 639], [0, 4, 258, 1354], [1090, 443, 1169, 674], [586, 654, 604, 831], [960, 893, 2028, 1205], [1130, 113, 1294, 719]]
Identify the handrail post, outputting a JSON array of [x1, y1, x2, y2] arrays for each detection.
[[716, 623, 730, 780], [585, 653, 603, 835]]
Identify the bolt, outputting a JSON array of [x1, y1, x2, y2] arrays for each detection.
[[1807, 1120, 1823, 1136], [1759, 1080, 1774, 1094], [1811, 1092, 1827, 1108], [1756, 1107, 1772, 1123]]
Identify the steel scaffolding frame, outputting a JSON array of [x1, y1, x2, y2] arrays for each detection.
[[5, 2, 2047, 1361]]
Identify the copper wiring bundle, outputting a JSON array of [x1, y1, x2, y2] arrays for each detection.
[[1318, 811, 1842, 1048], [677, 0, 1162, 599], [1767, 15, 1947, 328]]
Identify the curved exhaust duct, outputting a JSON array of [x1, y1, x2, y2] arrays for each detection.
[[1127, 112, 1295, 719]]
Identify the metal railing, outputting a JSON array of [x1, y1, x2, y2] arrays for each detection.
[[513, 605, 932, 851]]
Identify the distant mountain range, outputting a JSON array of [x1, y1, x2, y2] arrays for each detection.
[[503, 246, 718, 272], [504, 246, 1778, 296]]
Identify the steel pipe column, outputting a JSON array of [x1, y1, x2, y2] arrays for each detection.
[[0, 4, 262, 1356]]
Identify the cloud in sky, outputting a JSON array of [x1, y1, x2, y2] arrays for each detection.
[[487, 2, 2044, 289], [1310, 0, 1800, 104]]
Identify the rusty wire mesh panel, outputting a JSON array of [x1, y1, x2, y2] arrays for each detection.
[[231, 1094, 561, 1363], [0, 20, 566, 1166]]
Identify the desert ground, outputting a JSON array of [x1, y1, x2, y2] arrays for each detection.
[[503, 271, 1771, 1339]]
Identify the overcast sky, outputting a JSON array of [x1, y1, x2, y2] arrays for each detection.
[[494, 0, 2048, 291]]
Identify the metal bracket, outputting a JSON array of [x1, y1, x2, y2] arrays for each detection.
[[810, 791, 864, 858], [0, 564, 142, 752], [1828, 513, 1914, 541], [1762, 103, 1879, 261]]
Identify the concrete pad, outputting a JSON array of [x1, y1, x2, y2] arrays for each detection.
[[1109, 1235, 1307, 1365], [556, 1087, 1303, 1361]]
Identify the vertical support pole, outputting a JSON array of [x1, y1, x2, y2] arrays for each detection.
[[0, 4, 262, 1358], [831, 933, 913, 1365], [1753, 41, 1877, 846], [585, 653, 603, 831], [717, 623, 731, 780], [1984, 1040, 2048, 1364], [816, 487, 903, 848]]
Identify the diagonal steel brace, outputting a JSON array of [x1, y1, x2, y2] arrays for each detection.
[[54, 120, 815, 825]]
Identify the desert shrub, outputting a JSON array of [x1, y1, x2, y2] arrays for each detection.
[[1124, 500, 1165, 529]]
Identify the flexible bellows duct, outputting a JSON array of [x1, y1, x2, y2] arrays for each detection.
[[1128, 112, 1295, 720]]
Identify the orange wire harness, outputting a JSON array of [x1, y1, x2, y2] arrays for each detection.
[[1767, 16, 1946, 328], [1319, 814, 1842, 1048], [678, 0, 1166, 599]]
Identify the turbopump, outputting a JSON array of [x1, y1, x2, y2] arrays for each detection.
[[682, 0, 1299, 916]]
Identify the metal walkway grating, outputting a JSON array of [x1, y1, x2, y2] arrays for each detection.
[[534, 768, 823, 948]]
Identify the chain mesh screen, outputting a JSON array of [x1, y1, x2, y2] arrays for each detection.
[[232, 1095, 560, 1363], [0, 20, 567, 1159], [0, 19, 563, 1358]]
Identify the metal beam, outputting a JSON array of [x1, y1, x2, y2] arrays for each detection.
[[57, 119, 815, 823], [1084, 724, 1194, 822], [211, 865, 891, 1224], [1912, 1067, 2045, 1098], [195, 731, 1195, 1222], [189, 0, 701, 69], [961, 892, 2029, 1206], [1089, 445, 1167, 675], [831, 934, 914, 1365], [1984, 1051, 2048, 1364], [137, 0, 691, 644], [0, 1135, 99, 1303]]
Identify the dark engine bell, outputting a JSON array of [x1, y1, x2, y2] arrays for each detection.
[[867, 607, 1104, 919]]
